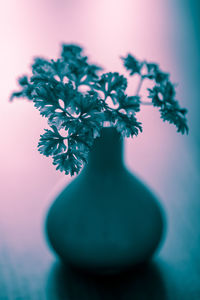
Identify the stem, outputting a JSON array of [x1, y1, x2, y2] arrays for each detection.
[[136, 75, 144, 96], [139, 101, 153, 106], [104, 91, 108, 101]]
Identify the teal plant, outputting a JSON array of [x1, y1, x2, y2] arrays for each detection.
[[11, 44, 188, 176]]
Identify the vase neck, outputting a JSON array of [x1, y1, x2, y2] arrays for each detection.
[[86, 127, 124, 173]]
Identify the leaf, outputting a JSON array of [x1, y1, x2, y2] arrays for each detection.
[[160, 104, 189, 134], [38, 126, 67, 157], [93, 72, 127, 103], [52, 151, 81, 176], [58, 117, 81, 133], [52, 143, 90, 176], [72, 91, 104, 115], [80, 115, 103, 138], [61, 44, 83, 60], [148, 81, 177, 107], [121, 54, 142, 75], [148, 86, 164, 107], [53, 127, 96, 176], [33, 84, 59, 118], [86, 64, 103, 80], [145, 63, 169, 83], [148, 80, 188, 134], [67, 57, 88, 82], [115, 113, 142, 137], [70, 133, 92, 151], [10, 76, 34, 101], [60, 44, 102, 85], [31, 57, 56, 77], [118, 92, 140, 114], [18, 76, 29, 86], [33, 81, 79, 121]]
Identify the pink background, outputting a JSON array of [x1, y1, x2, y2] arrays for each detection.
[[0, 0, 199, 296]]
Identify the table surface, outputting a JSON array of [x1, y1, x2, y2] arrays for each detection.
[[0, 0, 200, 299]]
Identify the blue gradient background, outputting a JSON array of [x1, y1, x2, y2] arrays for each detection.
[[0, 0, 199, 298]]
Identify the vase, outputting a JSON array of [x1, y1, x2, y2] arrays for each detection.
[[45, 127, 165, 274]]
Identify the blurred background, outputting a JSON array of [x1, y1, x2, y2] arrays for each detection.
[[0, 0, 199, 299]]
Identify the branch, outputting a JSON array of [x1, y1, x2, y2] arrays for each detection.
[[135, 75, 144, 96], [139, 101, 153, 106]]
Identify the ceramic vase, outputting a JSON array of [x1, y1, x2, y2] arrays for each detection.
[[46, 127, 165, 274]]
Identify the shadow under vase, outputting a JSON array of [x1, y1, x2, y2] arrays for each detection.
[[46, 260, 167, 300]]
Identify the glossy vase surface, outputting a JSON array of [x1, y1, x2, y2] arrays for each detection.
[[46, 127, 165, 274]]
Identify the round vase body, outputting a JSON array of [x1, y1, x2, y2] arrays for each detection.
[[46, 128, 165, 274]]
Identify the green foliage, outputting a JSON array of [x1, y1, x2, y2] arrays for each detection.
[[117, 92, 140, 114], [38, 126, 66, 157], [121, 54, 142, 75], [93, 72, 127, 103], [11, 44, 188, 175], [122, 54, 188, 134]]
